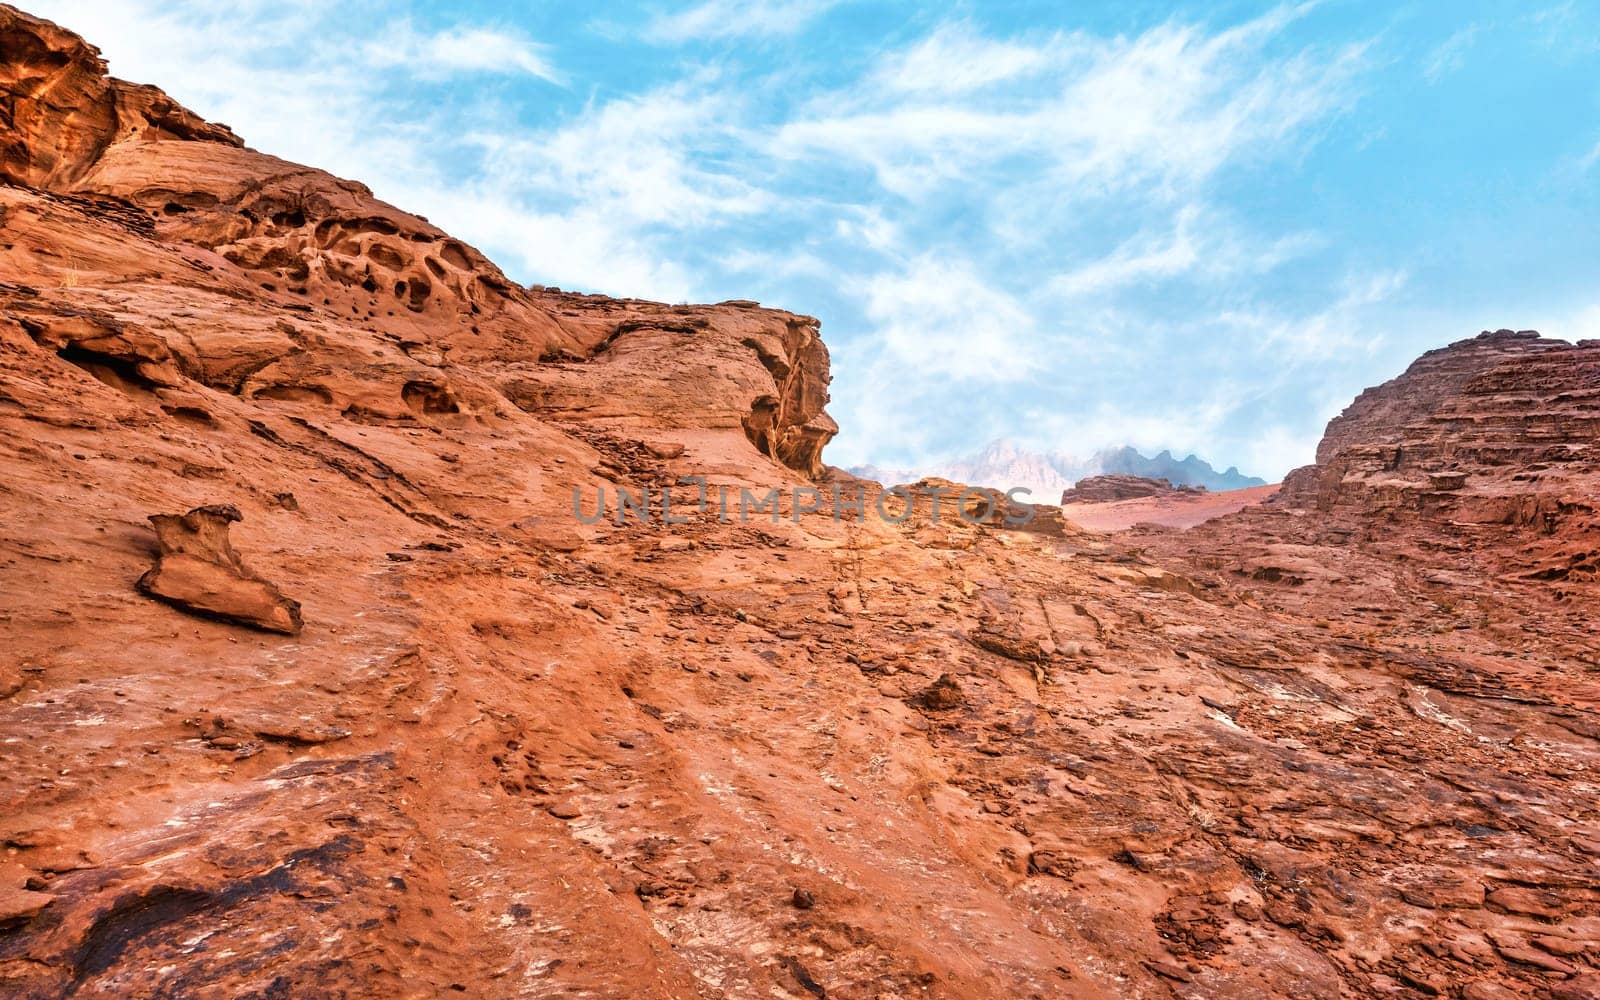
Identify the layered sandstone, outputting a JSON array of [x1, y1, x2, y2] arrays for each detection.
[[1280, 329, 1600, 516], [1060, 473, 1198, 504], [2, 8, 1599, 1000]]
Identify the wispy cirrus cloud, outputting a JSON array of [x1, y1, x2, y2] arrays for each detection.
[[856, 257, 1044, 383], [774, 4, 1367, 198], [1049, 205, 1319, 299], [644, 0, 844, 43], [1423, 24, 1478, 83], [363, 20, 564, 83], [1581, 138, 1600, 172], [868, 21, 1061, 94]]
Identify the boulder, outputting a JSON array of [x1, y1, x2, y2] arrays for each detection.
[[136, 504, 302, 634]]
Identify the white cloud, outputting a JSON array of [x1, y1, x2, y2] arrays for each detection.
[[1224, 268, 1407, 360], [857, 258, 1042, 382], [470, 85, 772, 226], [364, 22, 564, 83], [718, 248, 833, 281], [1580, 138, 1600, 172], [646, 0, 843, 43], [871, 21, 1061, 94], [1048, 205, 1317, 298], [774, 5, 1368, 198], [1423, 24, 1478, 83], [1051, 210, 1204, 297]]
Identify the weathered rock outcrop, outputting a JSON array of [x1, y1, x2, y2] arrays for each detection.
[[3, 8, 1600, 1000], [136, 504, 303, 634], [1280, 329, 1600, 514], [1060, 473, 1199, 504], [0, 7, 241, 189]]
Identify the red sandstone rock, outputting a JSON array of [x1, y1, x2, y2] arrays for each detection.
[[2, 7, 1599, 1000], [136, 504, 303, 634], [1060, 473, 1197, 504]]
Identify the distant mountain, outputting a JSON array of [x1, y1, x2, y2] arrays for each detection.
[[1091, 446, 1266, 493], [847, 440, 1265, 501]]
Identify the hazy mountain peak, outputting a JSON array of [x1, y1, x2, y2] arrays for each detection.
[[848, 441, 1266, 499]]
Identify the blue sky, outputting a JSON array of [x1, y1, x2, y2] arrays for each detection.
[[33, 0, 1600, 478]]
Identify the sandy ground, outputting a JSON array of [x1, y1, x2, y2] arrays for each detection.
[[1061, 483, 1281, 532]]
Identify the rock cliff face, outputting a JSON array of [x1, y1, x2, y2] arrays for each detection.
[[1283, 329, 1599, 507], [1277, 329, 1600, 585], [3, 8, 1600, 1000]]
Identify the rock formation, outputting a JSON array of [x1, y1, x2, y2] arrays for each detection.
[[1060, 473, 1199, 504], [2, 8, 1599, 1000], [852, 441, 1264, 500], [1281, 329, 1600, 519], [136, 504, 303, 634]]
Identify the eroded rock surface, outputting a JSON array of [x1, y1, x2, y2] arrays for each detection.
[[136, 504, 302, 634], [1061, 473, 1199, 504], [2, 8, 1599, 1000]]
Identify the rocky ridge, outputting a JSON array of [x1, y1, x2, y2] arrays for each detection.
[[2, 8, 1600, 1000], [1060, 474, 1202, 505], [852, 441, 1265, 501]]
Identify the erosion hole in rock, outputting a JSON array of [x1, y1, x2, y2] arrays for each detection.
[[368, 243, 407, 271], [351, 217, 400, 237], [270, 209, 306, 228], [161, 405, 217, 427], [403, 276, 431, 312], [742, 394, 780, 459], [252, 384, 333, 405], [402, 380, 459, 416], [56, 346, 158, 396], [312, 218, 341, 246]]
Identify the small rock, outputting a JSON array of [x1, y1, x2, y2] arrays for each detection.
[[1493, 939, 1577, 976], [1488, 885, 1573, 919], [913, 674, 963, 711], [0, 661, 22, 699], [1548, 974, 1600, 1000], [136, 504, 302, 634], [791, 887, 815, 910], [1534, 935, 1590, 959], [1145, 960, 1192, 983], [1400, 876, 1484, 910], [0, 886, 53, 925]]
